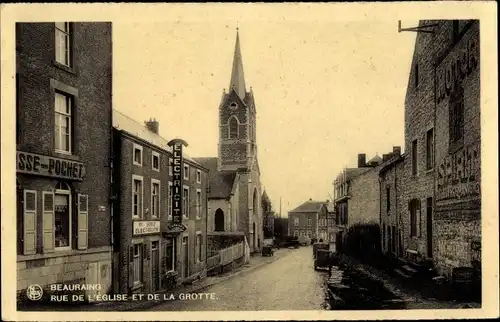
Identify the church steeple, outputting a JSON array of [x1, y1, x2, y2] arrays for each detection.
[[229, 28, 247, 100]]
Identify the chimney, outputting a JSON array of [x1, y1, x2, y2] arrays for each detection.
[[383, 154, 390, 162], [144, 118, 159, 134], [309, 198, 312, 201], [393, 146, 401, 156], [358, 153, 366, 168]]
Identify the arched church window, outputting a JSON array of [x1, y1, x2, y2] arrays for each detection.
[[229, 116, 239, 139]]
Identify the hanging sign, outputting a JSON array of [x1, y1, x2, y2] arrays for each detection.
[[167, 138, 189, 226]]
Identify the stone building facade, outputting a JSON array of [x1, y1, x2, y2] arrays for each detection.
[[401, 20, 480, 280], [379, 153, 405, 258], [16, 22, 113, 300], [333, 153, 385, 245], [112, 111, 209, 294], [433, 21, 480, 279]]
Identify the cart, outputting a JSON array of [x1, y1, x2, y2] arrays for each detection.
[[313, 242, 329, 259], [314, 249, 331, 271], [261, 246, 274, 257]]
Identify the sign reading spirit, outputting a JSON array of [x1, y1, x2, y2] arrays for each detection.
[[436, 27, 479, 104], [437, 142, 480, 201], [16, 151, 85, 181], [167, 138, 189, 227], [133, 221, 160, 236]]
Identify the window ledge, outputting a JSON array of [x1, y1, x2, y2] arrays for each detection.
[[17, 246, 111, 262], [53, 151, 80, 161], [53, 61, 77, 75], [131, 283, 143, 291], [425, 168, 434, 174]]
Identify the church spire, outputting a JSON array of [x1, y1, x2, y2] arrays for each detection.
[[229, 28, 247, 100]]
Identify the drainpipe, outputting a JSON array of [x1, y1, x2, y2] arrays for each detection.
[[378, 175, 382, 253], [205, 184, 209, 273], [108, 33, 115, 294], [394, 163, 398, 258]]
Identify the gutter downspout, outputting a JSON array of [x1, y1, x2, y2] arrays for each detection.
[[108, 27, 116, 294], [205, 184, 209, 276]]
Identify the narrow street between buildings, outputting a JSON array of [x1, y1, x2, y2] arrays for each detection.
[[148, 245, 328, 311]]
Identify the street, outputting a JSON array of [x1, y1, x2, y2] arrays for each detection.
[[148, 246, 329, 311]]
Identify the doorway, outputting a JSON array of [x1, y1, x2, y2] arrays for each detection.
[[214, 209, 224, 231], [151, 241, 160, 292], [252, 222, 256, 250], [182, 236, 189, 278], [426, 197, 433, 258]]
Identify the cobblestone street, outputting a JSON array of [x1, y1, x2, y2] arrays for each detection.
[[148, 246, 329, 311]]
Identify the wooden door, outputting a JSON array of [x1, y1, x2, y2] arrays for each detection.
[[426, 197, 433, 258], [151, 241, 160, 291]]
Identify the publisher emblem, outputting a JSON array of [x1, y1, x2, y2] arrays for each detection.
[[26, 284, 43, 301]]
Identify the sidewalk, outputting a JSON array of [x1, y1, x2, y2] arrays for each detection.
[[342, 255, 481, 309], [19, 247, 293, 312]]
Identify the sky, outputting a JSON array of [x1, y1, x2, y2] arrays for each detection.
[[113, 18, 418, 216]]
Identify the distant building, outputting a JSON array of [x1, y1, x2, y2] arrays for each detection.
[[288, 199, 329, 241], [194, 30, 263, 253], [326, 202, 337, 243], [112, 110, 209, 294], [333, 151, 398, 247], [16, 22, 113, 300]]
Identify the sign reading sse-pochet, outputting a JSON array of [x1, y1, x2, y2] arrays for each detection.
[[16, 151, 86, 181]]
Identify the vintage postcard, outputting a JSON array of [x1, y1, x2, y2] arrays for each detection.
[[1, 2, 498, 321]]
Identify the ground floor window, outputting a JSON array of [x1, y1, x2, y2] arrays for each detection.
[[293, 230, 298, 237], [19, 181, 89, 255], [307, 231, 312, 238], [133, 243, 143, 284]]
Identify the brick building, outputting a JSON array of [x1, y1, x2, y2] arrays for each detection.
[[16, 22, 113, 299], [401, 20, 480, 280], [288, 199, 328, 241], [112, 110, 209, 294]]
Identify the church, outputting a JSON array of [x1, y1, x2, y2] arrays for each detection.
[[194, 30, 263, 253]]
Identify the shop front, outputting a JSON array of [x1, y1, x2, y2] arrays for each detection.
[[16, 151, 112, 299]]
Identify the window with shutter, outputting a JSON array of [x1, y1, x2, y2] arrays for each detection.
[[23, 190, 37, 255], [42, 191, 55, 253], [128, 245, 135, 287], [77, 194, 88, 250]]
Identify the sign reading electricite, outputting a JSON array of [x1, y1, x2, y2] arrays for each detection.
[[16, 151, 86, 181], [168, 139, 189, 227]]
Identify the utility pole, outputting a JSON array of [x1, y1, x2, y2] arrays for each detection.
[[279, 197, 282, 218]]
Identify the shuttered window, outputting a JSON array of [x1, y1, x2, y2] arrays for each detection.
[[23, 190, 37, 255], [77, 194, 88, 250], [42, 191, 55, 253]]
